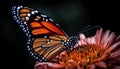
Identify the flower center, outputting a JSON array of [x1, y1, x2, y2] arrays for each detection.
[[60, 44, 105, 66]]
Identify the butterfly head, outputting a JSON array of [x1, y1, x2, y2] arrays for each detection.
[[63, 36, 78, 50]]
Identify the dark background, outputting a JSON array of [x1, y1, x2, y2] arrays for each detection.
[[0, 0, 119, 69]]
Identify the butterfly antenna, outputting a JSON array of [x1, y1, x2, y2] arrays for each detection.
[[77, 25, 100, 36], [81, 25, 100, 34], [77, 25, 92, 35]]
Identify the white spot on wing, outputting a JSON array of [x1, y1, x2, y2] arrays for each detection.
[[24, 22, 27, 24], [17, 6, 21, 10], [20, 6, 23, 8], [27, 13, 31, 17], [41, 14, 47, 17], [45, 19, 48, 21], [42, 18, 45, 20], [36, 57, 38, 59], [27, 47, 30, 51], [44, 36, 48, 38], [34, 10, 38, 13], [13, 6, 16, 9], [49, 18, 54, 21], [25, 17, 29, 21], [31, 11, 34, 14], [12, 11, 15, 13]]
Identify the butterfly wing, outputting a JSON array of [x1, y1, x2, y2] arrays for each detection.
[[12, 5, 69, 62], [12, 6, 68, 37]]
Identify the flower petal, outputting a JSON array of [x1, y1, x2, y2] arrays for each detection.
[[95, 61, 107, 68], [77, 66, 82, 69], [116, 35, 120, 42], [87, 37, 92, 44], [101, 30, 110, 48], [79, 33, 86, 39], [113, 55, 120, 62], [95, 28, 103, 47], [110, 50, 120, 59], [65, 63, 76, 69], [34, 62, 65, 69], [34, 64, 48, 69], [91, 37, 96, 44], [106, 32, 116, 48], [112, 66, 120, 69], [88, 64, 95, 69], [79, 34, 87, 45], [107, 42, 120, 52]]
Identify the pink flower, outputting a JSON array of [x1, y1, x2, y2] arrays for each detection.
[[34, 28, 120, 69]]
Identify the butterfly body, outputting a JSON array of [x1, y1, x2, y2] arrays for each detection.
[[12, 5, 77, 62]]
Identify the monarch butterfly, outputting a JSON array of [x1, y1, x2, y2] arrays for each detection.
[[12, 5, 99, 62], [12, 5, 78, 62]]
